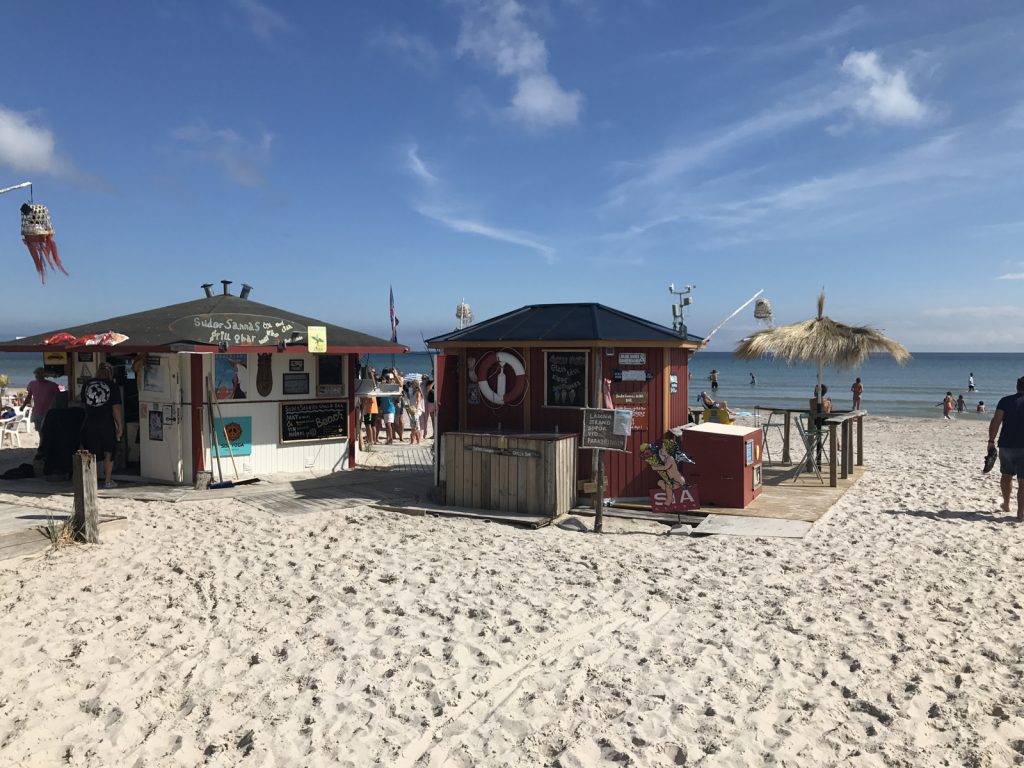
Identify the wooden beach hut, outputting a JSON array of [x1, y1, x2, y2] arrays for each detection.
[[0, 283, 404, 485], [426, 303, 704, 508]]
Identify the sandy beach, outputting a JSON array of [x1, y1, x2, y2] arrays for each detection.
[[1, 414, 1023, 767]]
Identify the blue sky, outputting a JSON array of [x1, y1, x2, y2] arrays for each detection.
[[1, 1, 1022, 351]]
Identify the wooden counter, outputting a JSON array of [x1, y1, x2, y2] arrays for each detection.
[[440, 431, 577, 516]]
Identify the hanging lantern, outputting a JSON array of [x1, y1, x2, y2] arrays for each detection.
[[21, 202, 67, 283], [753, 297, 773, 322]]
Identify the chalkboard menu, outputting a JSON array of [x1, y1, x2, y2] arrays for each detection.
[[545, 350, 588, 407], [581, 408, 632, 451], [280, 401, 347, 442]]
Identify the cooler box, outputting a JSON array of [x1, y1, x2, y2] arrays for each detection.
[[681, 423, 763, 509]]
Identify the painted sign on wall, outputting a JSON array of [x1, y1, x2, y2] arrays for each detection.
[[214, 416, 253, 456], [169, 314, 305, 347]]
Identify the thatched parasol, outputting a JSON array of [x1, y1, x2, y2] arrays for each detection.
[[734, 292, 910, 408]]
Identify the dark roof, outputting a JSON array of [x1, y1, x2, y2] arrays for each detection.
[[0, 293, 406, 354], [427, 303, 703, 345]]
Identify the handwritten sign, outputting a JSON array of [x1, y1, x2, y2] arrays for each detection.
[[612, 391, 648, 431], [280, 401, 347, 442], [581, 408, 632, 451], [169, 313, 305, 347], [545, 350, 587, 407]]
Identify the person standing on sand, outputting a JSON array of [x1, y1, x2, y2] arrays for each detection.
[[80, 362, 124, 489], [987, 376, 1024, 520], [851, 377, 863, 410], [969, 372, 976, 392], [24, 367, 60, 433]]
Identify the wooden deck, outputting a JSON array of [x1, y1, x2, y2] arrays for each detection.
[[0, 504, 128, 561], [593, 460, 865, 526]]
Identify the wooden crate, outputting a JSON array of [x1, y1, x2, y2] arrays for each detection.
[[440, 432, 577, 517]]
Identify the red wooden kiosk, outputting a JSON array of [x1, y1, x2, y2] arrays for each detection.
[[427, 303, 704, 508]]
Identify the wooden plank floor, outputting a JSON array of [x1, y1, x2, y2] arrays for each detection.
[[0, 511, 128, 561], [699, 462, 865, 523]]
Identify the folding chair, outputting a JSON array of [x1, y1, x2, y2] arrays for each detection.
[[792, 416, 823, 483], [761, 410, 787, 465]]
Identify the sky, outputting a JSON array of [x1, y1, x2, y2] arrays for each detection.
[[1, 1, 1022, 352]]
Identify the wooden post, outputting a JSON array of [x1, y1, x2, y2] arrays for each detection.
[[783, 415, 792, 464], [856, 415, 864, 466], [594, 449, 605, 533], [73, 451, 99, 544]]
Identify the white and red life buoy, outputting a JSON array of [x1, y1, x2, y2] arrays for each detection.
[[471, 350, 527, 406]]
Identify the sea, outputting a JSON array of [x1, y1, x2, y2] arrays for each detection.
[[7, 351, 1020, 420]]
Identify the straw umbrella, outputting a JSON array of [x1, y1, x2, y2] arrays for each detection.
[[734, 292, 910, 410]]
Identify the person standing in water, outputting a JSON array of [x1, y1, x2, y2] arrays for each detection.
[[749, 372, 756, 385], [709, 369, 719, 391], [968, 373, 976, 392]]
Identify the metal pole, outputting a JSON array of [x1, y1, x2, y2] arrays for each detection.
[[0, 181, 32, 197], [594, 449, 605, 533]]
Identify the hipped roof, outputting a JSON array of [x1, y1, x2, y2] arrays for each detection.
[[427, 303, 702, 347], [0, 293, 406, 355]]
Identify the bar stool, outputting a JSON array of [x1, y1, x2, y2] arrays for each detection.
[[761, 410, 787, 465]]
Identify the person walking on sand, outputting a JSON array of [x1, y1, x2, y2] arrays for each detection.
[[941, 392, 955, 420], [968, 372, 976, 393], [851, 377, 863, 410], [987, 376, 1024, 519], [709, 369, 719, 391]]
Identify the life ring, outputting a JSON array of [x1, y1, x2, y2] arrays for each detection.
[[473, 350, 527, 406]]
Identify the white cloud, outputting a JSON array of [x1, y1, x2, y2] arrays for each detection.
[[233, 0, 289, 41], [417, 204, 555, 262], [507, 73, 582, 128], [997, 272, 1024, 280], [372, 30, 439, 70], [406, 144, 439, 185], [172, 121, 273, 187], [0, 107, 68, 176], [841, 50, 927, 124], [456, 0, 582, 128]]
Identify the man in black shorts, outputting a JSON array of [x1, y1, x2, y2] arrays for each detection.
[[988, 376, 1024, 520], [80, 362, 124, 489]]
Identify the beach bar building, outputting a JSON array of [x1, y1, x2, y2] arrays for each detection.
[[0, 283, 404, 485], [427, 303, 704, 510]]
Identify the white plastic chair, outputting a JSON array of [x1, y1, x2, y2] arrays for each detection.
[[17, 406, 32, 433], [1, 416, 22, 447]]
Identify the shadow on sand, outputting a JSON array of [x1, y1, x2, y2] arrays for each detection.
[[883, 509, 1020, 524]]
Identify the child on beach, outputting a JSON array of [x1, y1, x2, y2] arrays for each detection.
[[941, 392, 955, 420], [978, 401, 986, 413]]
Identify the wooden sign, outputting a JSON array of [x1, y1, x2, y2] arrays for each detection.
[[612, 391, 648, 430], [280, 401, 347, 442], [581, 408, 632, 451], [169, 313, 305, 347], [545, 350, 587, 407]]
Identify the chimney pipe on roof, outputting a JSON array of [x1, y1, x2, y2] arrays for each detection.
[[240, 283, 253, 300], [221, 280, 232, 296], [201, 283, 214, 298]]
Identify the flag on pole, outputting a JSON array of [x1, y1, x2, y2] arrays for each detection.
[[389, 286, 399, 343]]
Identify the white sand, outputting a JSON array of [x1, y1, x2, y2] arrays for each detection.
[[2, 415, 1023, 767]]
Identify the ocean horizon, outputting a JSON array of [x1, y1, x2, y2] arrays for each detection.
[[3, 350, 1020, 420]]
